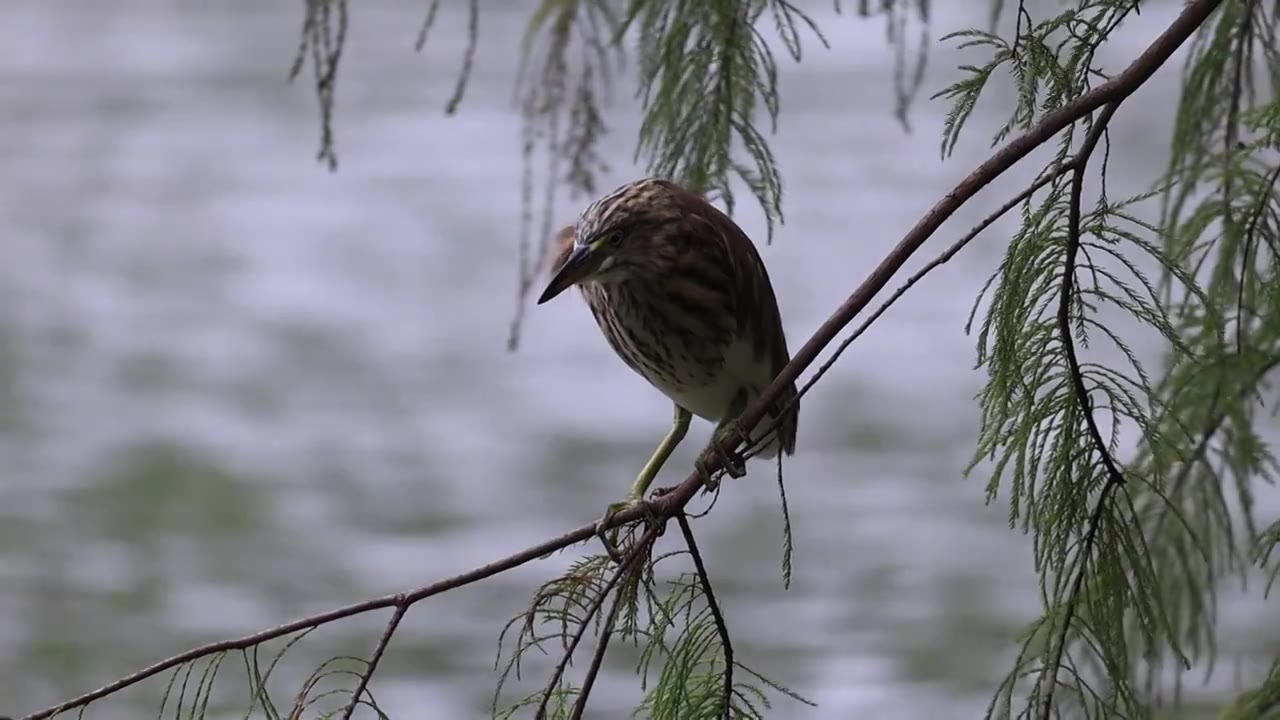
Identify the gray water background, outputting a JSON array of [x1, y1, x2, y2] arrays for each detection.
[[1, 2, 1276, 718]]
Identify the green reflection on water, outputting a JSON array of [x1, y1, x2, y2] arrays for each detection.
[[79, 442, 263, 537]]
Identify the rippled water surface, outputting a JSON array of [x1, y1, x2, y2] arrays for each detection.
[[1, 2, 1276, 719]]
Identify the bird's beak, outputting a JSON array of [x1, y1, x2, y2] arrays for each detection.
[[538, 243, 600, 304]]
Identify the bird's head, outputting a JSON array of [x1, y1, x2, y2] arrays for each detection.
[[536, 179, 679, 304]]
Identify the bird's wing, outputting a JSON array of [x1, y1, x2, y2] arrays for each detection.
[[664, 182, 799, 454], [665, 184, 791, 376]]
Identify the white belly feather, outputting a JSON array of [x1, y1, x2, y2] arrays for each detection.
[[583, 282, 786, 456], [641, 337, 774, 425]]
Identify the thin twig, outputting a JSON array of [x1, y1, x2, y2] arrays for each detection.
[[21, 522, 603, 720], [744, 161, 1075, 456], [340, 600, 408, 720], [19, 4, 1225, 717], [775, 454, 794, 588], [1041, 100, 1124, 720], [1229, 1, 1257, 353], [414, 0, 444, 51], [1152, 354, 1280, 543], [535, 529, 654, 720], [723, 0, 1224, 476], [444, 0, 479, 115], [569, 533, 656, 720], [297, 0, 346, 171], [1059, 101, 1127, 484], [678, 513, 734, 719], [1238, 160, 1280, 352], [1010, 0, 1032, 55]]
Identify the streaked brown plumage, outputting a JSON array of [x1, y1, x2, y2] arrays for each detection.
[[538, 178, 798, 516]]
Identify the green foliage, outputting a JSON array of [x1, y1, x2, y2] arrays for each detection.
[[146, 630, 394, 720], [505, 0, 623, 349], [291, 0, 930, 348], [1136, 0, 1280, 710], [491, 553, 616, 714], [30, 3, 1280, 720], [489, 526, 811, 720], [156, 651, 225, 720], [279, 1, 1280, 717], [499, 0, 925, 240], [500, 0, 833, 345], [934, 0, 1280, 717], [1219, 657, 1280, 719], [631, 573, 812, 719], [935, 0, 1142, 159], [620, 0, 827, 234]]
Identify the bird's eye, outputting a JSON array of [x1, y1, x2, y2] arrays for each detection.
[[607, 231, 623, 245]]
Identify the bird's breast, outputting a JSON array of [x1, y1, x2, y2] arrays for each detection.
[[582, 281, 742, 421]]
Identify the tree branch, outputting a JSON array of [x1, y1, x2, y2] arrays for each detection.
[[1062, 102, 1125, 480], [678, 512, 734, 719], [567, 531, 657, 720], [22, 524, 604, 720], [535, 528, 655, 720], [1229, 1, 1257, 353], [1040, 99, 1125, 720], [18, 2, 1225, 718], [718, 0, 1225, 478], [568, 581, 623, 720], [341, 601, 407, 720], [745, 160, 1075, 453]]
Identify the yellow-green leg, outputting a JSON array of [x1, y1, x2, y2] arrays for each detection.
[[595, 404, 691, 537], [629, 403, 692, 500]]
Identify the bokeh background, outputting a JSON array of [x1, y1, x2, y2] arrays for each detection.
[[1, 1, 1276, 718]]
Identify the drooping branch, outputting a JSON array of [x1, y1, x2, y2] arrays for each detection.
[[678, 512, 734, 719], [1036, 95, 1172, 717], [567, 536, 650, 720], [289, 0, 348, 170], [1059, 102, 1127, 487], [535, 527, 657, 720], [18, 2, 1225, 718], [1034, 103, 1130, 719]]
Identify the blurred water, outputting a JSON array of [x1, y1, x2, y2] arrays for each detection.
[[1, 2, 1276, 719]]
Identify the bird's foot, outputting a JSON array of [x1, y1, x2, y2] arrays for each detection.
[[694, 455, 720, 494], [594, 496, 657, 563], [724, 418, 756, 459], [715, 421, 750, 479], [651, 484, 678, 499], [695, 436, 747, 494]]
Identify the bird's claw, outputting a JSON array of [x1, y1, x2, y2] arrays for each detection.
[[595, 496, 658, 563], [695, 438, 746, 494], [595, 499, 632, 562], [695, 455, 721, 494], [722, 449, 747, 479]]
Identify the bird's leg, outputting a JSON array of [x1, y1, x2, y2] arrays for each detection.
[[695, 391, 751, 492], [595, 404, 691, 547], [631, 404, 693, 499], [724, 418, 756, 456]]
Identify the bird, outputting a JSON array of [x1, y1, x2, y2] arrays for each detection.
[[536, 178, 799, 527]]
